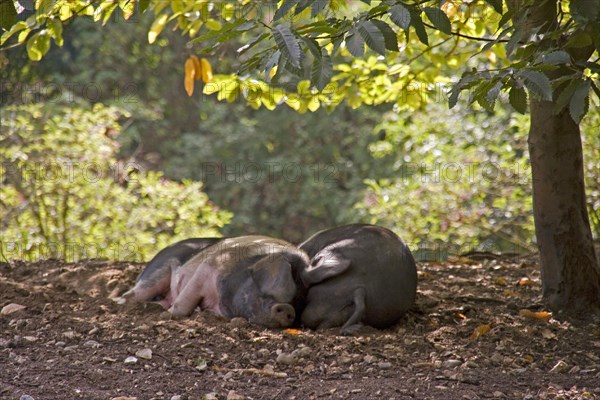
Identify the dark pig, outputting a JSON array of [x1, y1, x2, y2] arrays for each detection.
[[123, 238, 223, 308], [298, 224, 417, 334], [168, 236, 309, 328]]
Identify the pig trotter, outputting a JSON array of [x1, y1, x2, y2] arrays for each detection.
[[339, 287, 366, 336]]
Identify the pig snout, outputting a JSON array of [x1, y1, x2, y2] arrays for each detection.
[[271, 303, 295, 327]]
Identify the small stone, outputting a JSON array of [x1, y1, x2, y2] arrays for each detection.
[[62, 330, 76, 339], [276, 352, 296, 365], [378, 362, 392, 370], [1, 303, 26, 315], [492, 391, 506, 398], [88, 327, 99, 335], [443, 359, 463, 369], [170, 396, 182, 400], [55, 341, 66, 347], [463, 360, 479, 369], [111, 397, 137, 400], [124, 356, 138, 365], [63, 345, 79, 352], [227, 390, 245, 400], [135, 348, 152, 360], [83, 340, 101, 348], [363, 355, 376, 364], [291, 346, 311, 358], [338, 356, 352, 364], [23, 336, 38, 342], [204, 393, 218, 400], [20, 395, 35, 400]]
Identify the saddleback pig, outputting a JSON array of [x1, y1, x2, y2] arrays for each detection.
[[298, 224, 417, 335], [126, 236, 309, 328], [124, 238, 223, 308]]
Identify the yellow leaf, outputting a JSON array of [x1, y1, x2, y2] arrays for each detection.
[[454, 313, 467, 320], [519, 309, 552, 323], [184, 57, 195, 96], [191, 55, 202, 81], [148, 13, 168, 44], [283, 328, 302, 335], [518, 277, 534, 286], [469, 324, 491, 340], [200, 58, 213, 83]]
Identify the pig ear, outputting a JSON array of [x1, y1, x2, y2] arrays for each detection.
[[301, 253, 351, 285], [251, 255, 296, 301]]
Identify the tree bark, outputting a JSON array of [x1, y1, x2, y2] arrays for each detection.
[[528, 102, 600, 310], [508, 0, 600, 310]]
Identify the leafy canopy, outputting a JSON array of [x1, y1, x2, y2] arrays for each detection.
[[2, 0, 598, 119]]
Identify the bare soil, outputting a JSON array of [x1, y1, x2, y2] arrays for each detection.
[[1, 257, 599, 400]]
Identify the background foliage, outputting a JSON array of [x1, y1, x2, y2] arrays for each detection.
[[0, 100, 231, 262], [1, 2, 599, 261]]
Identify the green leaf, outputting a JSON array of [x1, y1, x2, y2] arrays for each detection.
[[311, 49, 333, 91], [0, 20, 27, 45], [569, 80, 591, 123], [357, 20, 386, 55], [571, 0, 599, 23], [0, 0, 17, 31], [302, 36, 321, 58], [509, 85, 528, 114], [190, 19, 252, 44], [484, 0, 503, 14], [554, 79, 581, 114], [506, 27, 523, 57], [540, 50, 571, 65], [565, 30, 593, 49], [26, 31, 50, 61], [389, 4, 411, 31], [263, 50, 281, 81], [371, 19, 399, 52], [410, 9, 429, 45], [497, 9, 514, 30], [346, 29, 365, 57], [423, 7, 451, 35], [273, 24, 302, 68], [485, 81, 503, 107], [520, 70, 552, 101], [295, 0, 313, 15], [47, 18, 63, 46], [148, 13, 168, 44], [139, 0, 150, 14], [274, 0, 299, 21], [311, 0, 328, 17]]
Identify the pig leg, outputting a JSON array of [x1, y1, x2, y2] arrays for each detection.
[[169, 262, 221, 317], [339, 287, 367, 336]]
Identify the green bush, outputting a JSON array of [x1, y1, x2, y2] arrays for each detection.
[[356, 102, 535, 259], [0, 101, 231, 262]]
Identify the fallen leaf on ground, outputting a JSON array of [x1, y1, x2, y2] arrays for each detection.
[[519, 309, 551, 323], [470, 324, 491, 340], [518, 277, 534, 286]]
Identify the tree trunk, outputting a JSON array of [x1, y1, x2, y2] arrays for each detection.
[[528, 102, 600, 310]]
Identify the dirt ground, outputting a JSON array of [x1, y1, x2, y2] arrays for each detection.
[[1, 256, 600, 400]]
